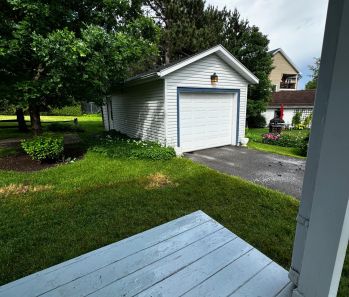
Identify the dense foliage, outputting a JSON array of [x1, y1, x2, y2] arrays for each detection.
[[47, 105, 83, 116], [146, 0, 273, 120], [91, 131, 176, 160], [292, 111, 302, 128], [0, 0, 159, 132], [248, 114, 267, 128], [21, 136, 64, 161], [260, 131, 309, 156]]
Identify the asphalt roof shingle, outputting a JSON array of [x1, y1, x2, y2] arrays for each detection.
[[269, 90, 316, 107]]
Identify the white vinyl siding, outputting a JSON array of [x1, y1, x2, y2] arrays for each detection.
[[164, 54, 248, 147], [110, 80, 165, 143]]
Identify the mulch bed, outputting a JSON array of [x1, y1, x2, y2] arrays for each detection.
[[0, 145, 86, 172], [0, 155, 56, 172]]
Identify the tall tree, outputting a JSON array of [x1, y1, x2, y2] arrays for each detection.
[[0, 0, 159, 134], [145, 1, 273, 123], [305, 57, 320, 90]]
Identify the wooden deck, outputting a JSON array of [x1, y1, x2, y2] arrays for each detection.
[[0, 211, 293, 297]]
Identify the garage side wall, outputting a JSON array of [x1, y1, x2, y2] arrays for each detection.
[[110, 80, 165, 143], [164, 53, 249, 148]]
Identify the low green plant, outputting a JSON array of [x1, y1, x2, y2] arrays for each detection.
[[299, 134, 310, 157], [292, 111, 302, 129], [91, 132, 176, 160], [303, 113, 313, 128], [21, 136, 64, 162], [47, 105, 82, 116], [47, 122, 84, 133]]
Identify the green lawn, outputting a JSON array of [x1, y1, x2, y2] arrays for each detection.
[[0, 115, 102, 140], [0, 117, 347, 295], [246, 128, 309, 158]]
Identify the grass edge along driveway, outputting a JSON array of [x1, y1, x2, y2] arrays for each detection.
[[0, 153, 347, 295]]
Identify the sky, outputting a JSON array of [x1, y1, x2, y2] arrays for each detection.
[[206, 0, 329, 89]]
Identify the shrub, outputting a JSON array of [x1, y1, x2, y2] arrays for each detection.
[[299, 134, 310, 156], [303, 113, 313, 128], [49, 105, 82, 116], [91, 132, 176, 160], [47, 122, 84, 132], [262, 132, 307, 149], [248, 114, 267, 128], [262, 133, 280, 144], [21, 136, 64, 162], [292, 111, 302, 128]]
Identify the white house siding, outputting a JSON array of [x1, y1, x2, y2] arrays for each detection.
[[110, 80, 165, 143], [164, 54, 249, 147], [263, 107, 313, 127]]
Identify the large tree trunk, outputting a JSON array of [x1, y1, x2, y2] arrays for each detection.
[[16, 108, 28, 132], [29, 104, 42, 135]]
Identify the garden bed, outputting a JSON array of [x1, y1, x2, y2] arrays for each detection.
[[246, 128, 310, 158]]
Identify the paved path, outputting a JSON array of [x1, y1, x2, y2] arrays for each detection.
[[185, 146, 305, 199]]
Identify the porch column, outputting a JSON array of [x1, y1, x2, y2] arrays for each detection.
[[290, 0, 349, 296]]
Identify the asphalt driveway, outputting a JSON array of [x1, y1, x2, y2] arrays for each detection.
[[185, 146, 305, 199]]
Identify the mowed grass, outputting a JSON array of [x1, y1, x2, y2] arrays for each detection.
[[0, 115, 103, 140], [248, 141, 306, 159], [0, 118, 347, 295], [246, 128, 308, 158]]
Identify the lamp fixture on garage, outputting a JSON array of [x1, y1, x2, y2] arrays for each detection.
[[211, 72, 218, 85]]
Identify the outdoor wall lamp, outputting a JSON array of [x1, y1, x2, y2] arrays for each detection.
[[211, 72, 218, 85]]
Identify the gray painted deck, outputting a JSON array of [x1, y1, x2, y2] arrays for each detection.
[[0, 211, 293, 297]]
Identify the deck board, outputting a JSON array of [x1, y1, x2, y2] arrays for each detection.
[[0, 211, 292, 297]]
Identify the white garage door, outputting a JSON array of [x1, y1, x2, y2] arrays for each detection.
[[179, 92, 237, 152]]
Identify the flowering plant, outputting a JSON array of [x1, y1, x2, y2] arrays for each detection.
[[262, 133, 280, 142]]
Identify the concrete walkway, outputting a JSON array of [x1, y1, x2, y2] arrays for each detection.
[[185, 146, 305, 199]]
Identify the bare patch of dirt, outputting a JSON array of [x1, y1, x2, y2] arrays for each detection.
[[0, 183, 53, 197], [145, 172, 178, 190], [0, 155, 57, 172]]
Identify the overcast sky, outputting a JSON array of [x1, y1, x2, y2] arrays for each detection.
[[206, 0, 328, 89]]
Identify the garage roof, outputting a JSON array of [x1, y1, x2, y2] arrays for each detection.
[[126, 45, 259, 85]]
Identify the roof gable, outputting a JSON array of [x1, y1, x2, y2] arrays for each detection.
[[269, 48, 301, 74], [126, 45, 259, 85]]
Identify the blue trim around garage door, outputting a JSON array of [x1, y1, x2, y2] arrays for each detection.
[[177, 87, 241, 148]]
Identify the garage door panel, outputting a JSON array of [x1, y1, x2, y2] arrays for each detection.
[[179, 92, 237, 152]]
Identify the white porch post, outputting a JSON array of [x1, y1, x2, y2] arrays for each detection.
[[290, 0, 349, 296]]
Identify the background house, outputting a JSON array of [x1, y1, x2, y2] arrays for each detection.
[[269, 48, 301, 91], [262, 90, 315, 126]]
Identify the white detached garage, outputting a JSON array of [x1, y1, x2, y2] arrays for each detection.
[[102, 45, 259, 153]]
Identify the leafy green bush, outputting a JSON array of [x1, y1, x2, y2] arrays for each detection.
[[261, 131, 308, 151], [21, 136, 64, 161], [248, 114, 267, 128], [47, 122, 84, 132], [303, 113, 313, 128], [91, 132, 176, 160], [299, 134, 310, 156], [292, 111, 302, 128], [49, 105, 82, 116]]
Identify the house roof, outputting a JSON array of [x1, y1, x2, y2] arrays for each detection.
[[126, 45, 259, 85], [268, 48, 301, 74], [269, 90, 316, 107]]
